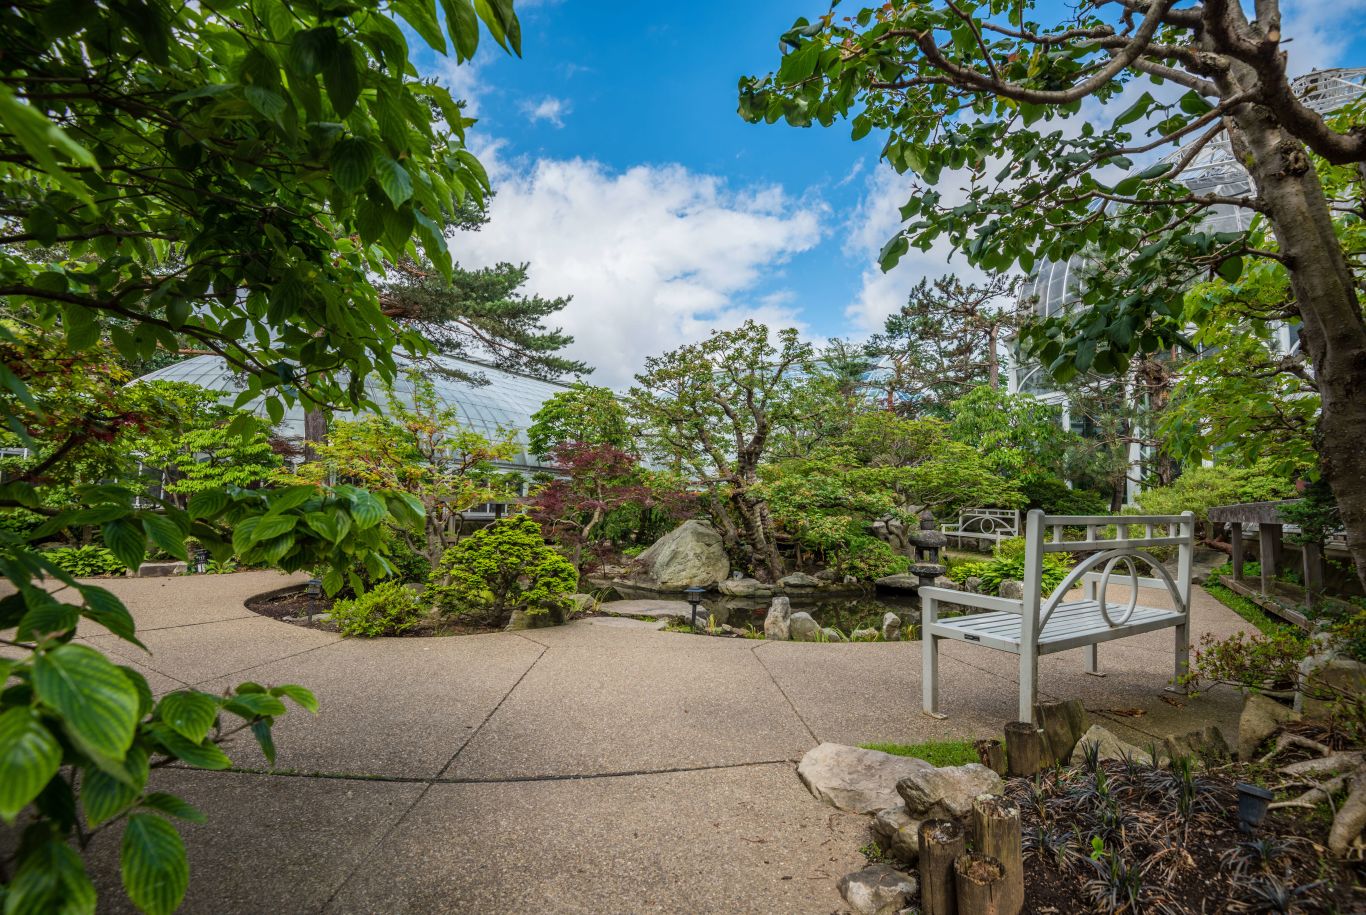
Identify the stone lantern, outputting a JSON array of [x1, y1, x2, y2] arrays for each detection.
[[908, 510, 947, 589]]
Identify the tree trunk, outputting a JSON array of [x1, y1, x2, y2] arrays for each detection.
[[1227, 97, 1366, 591]]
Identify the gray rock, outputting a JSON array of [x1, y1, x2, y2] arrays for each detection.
[[1296, 653, 1366, 719], [821, 627, 846, 642], [872, 806, 923, 863], [1070, 724, 1154, 766], [843, 574, 859, 585], [874, 573, 919, 591], [896, 763, 1004, 820], [506, 606, 566, 630], [1238, 693, 1301, 760], [963, 576, 983, 594], [1164, 724, 1231, 767], [797, 743, 933, 814], [718, 576, 773, 598], [763, 596, 792, 641], [851, 627, 880, 642], [567, 593, 598, 616], [778, 571, 822, 589], [881, 612, 901, 642], [788, 611, 821, 642], [908, 529, 948, 549], [838, 864, 917, 915], [632, 519, 729, 589], [136, 561, 187, 577], [998, 579, 1025, 600], [814, 568, 838, 582]]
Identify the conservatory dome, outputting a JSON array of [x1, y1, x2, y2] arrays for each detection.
[[1020, 67, 1366, 322], [134, 354, 574, 472]]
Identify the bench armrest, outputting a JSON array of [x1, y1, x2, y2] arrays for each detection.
[[918, 586, 1024, 616]]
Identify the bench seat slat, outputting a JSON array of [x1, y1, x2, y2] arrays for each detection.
[[929, 600, 1184, 656]]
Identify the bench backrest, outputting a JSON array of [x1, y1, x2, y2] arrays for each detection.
[[953, 508, 1020, 536], [1019, 510, 1195, 640]]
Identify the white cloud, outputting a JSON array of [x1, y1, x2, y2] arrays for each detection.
[[521, 96, 571, 128], [1282, 0, 1366, 75], [448, 152, 823, 388]]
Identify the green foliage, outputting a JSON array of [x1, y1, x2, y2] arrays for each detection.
[[428, 515, 577, 628], [0, 0, 515, 903], [946, 386, 1078, 483], [948, 537, 1073, 596], [1135, 461, 1297, 522], [841, 538, 909, 581], [1184, 629, 1309, 693], [859, 740, 980, 767], [527, 382, 632, 460], [41, 546, 126, 578], [289, 372, 518, 565], [329, 580, 426, 638], [1020, 473, 1109, 515]]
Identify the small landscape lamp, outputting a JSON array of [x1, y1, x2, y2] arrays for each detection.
[[684, 586, 707, 632], [306, 577, 323, 598], [1235, 782, 1274, 833], [192, 548, 208, 574]]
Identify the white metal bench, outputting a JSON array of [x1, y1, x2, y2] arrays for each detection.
[[940, 508, 1021, 549], [920, 509, 1195, 724]]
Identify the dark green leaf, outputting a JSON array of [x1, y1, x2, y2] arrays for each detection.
[[33, 644, 139, 762], [121, 814, 189, 915], [141, 792, 206, 824], [0, 707, 62, 823], [154, 691, 220, 744], [101, 518, 146, 571]]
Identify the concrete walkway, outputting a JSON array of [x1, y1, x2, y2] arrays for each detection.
[[50, 572, 1251, 913]]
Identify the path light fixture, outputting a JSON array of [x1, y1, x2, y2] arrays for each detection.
[[192, 548, 208, 574], [1236, 782, 1274, 833], [684, 586, 707, 632], [306, 578, 323, 598]]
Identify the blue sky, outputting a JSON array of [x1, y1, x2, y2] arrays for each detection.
[[414, 1, 1366, 388]]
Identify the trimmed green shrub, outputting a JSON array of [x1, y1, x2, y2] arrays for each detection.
[[328, 580, 425, 637], [1020, 473, 1109, 515], [428, 515, 578, 628], [948, 537, 1072, 596], [42, 545, 126, 577], [840, 536, 909, 581]]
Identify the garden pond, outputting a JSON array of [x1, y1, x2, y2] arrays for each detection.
[[598, 582, 923, 637]]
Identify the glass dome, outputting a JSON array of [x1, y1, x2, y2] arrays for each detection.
[[1022, 67, 1366, 320], [134, 354, 575, 472]]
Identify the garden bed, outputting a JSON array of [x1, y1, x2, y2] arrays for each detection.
[[1010, 755, 1362, 914], [243, 584, 502, 637]]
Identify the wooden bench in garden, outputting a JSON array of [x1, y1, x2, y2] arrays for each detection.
[[940, 508, 1021, 549], [919, 509, 1196, 724]]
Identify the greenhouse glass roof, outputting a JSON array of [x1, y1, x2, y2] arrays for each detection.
[[134, 355, 573, 471]]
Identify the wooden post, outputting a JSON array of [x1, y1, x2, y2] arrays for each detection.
[[1303, 541, 1324, 611], [971, 796, 1023, 915], [302, 407, 327, 464], [975, 738, 1007, 776], [1034, 699, 1087, 765], [919, 820, 966, 915], [1260, 523, 1283, 596], [1004, 721, 1046, 777], [1230, 523, 1244, 582], [954, 853, 1008, 915]]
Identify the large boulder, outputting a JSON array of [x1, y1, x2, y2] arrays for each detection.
[[764, 596, 792, 640], [778, 571, 821, 590], [895, 763, 1004, 820], [838, 864, 917, 915], [1238, 693, 1300, 760], [788, 611, 821, 642], [872, 806, 923, 863], [718, 576, 773, 598], [797, 743, 932, 814], [1296, 652, 1366, 719], [632, 520, 729, 589], [1070, 724, 1153, 765]]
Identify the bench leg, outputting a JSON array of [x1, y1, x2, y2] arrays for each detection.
[[1166, 622, 1190, 694], [1083, 644, 1104, 677], [922, 633, 946, 719], [1019, 647, 1038, 725]]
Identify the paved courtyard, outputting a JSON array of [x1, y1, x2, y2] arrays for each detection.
[[41, 572, 1250, 913]]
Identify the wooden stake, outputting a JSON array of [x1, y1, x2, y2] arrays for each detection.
[[971, 795, 1023, 915], [919, 819, 965, 915], [1034, 699, 1088, 764], [1004, 721, 1045, 777], [975, 738, 1007, 776], [954, 853, 1008, 915]]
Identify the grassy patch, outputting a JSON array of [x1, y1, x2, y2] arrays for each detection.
[[859, 739, 980, 767]]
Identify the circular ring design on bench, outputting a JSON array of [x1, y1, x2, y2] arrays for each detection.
[[1097, 555, 1140, 626]]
